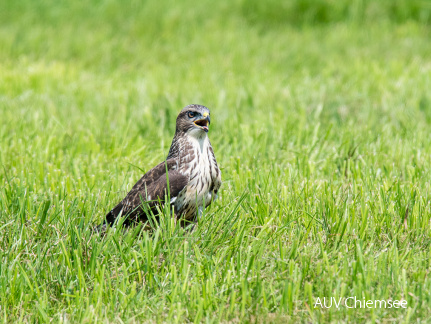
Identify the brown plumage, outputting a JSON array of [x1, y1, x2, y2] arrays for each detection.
[[102, 104, 222, 229]]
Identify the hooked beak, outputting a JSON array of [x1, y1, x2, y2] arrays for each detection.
[[194, 114, 210, 132]]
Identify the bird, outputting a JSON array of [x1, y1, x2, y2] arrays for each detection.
[[101, 104, 222, 230]]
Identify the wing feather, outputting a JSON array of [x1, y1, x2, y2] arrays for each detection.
[[105, 159, 188, 226]]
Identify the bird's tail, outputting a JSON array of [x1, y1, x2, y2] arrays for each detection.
[[94, 202, 124, 234], [105, 202, 123, 225]]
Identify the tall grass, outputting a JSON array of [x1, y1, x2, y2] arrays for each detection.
[[242, 0, 431, 26]]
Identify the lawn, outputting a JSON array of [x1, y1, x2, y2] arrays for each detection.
[[1, 0, 431, 322]]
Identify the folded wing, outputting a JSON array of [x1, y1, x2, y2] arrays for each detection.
[[104, 159, 188, 226]]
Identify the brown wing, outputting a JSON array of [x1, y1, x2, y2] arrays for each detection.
[[104, 159, 188, 226]]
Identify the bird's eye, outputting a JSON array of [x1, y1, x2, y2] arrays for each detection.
[[187, 111, 196, 118]]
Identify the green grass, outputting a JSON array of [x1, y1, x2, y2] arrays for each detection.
[[1, 0, 431, 322]]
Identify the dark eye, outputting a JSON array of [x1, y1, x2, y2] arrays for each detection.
[[187, 111, 196, 118]]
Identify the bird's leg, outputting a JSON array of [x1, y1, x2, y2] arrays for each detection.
[[197, 206, 204, 222]]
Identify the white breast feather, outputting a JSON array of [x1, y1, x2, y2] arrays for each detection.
[[174, 134, 216, 219]]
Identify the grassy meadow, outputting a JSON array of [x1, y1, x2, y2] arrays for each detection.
[[1, 0, 431, 322]]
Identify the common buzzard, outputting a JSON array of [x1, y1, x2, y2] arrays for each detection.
[[101, 104, 222, 229]]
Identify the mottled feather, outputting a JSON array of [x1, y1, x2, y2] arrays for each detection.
[[102, 104, 221, 229], [105, 159, 188, 226]]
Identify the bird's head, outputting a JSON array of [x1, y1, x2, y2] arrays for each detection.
[[176, 104, 211, 137]]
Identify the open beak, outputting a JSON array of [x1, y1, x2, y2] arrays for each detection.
[[194, 115, 210, 132]]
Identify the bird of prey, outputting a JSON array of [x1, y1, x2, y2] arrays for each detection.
[[102, 104, 222, 229]]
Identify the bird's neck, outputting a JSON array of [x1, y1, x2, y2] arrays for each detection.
[[166, 132, 208, 160], [192, 133, 208, 154]]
